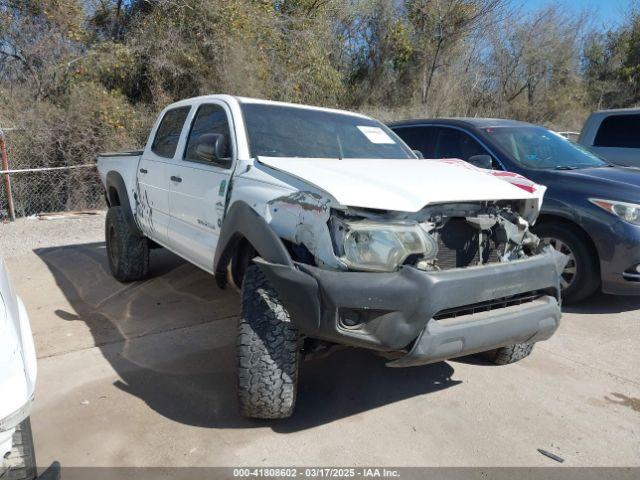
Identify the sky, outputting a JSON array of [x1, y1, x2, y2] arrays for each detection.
[[515, 0, 630, 28]]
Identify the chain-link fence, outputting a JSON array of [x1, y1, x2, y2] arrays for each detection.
[[1, 128, 105, 221]]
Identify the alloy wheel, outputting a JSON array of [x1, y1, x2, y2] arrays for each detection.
[[544, 237, 577, 290]]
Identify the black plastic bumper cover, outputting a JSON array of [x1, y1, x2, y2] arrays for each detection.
[[254, 250, 563, 367]]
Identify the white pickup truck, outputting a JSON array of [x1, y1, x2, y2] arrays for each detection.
[[97, 95, 565, 419]]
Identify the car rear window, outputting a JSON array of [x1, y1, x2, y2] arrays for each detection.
[[593, 114, 640, 148], [151, 106, 191, 158]]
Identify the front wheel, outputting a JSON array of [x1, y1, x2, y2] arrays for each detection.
[[534, 222, 600, 303], [237, 265, 300, 419]]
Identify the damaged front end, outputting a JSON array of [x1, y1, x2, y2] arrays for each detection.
[[330, 201, 548, 274], [256, 194, 565, 366]]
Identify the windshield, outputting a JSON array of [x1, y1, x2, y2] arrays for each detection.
[[241, 103, 414, 159], [483, 126, 608, 169]]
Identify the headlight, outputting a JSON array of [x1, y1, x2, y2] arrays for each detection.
[[590, 198, 640, 225], [339, 220, 437, 272]]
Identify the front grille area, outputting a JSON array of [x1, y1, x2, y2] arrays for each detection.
[[436, 218, 503, 269], [433, 290, 546, 321]]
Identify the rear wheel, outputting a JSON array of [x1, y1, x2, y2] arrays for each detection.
[[105, 206, 149, 282], [534, 222, 600, 303], [485, 342, 534, 365], [237, 265, 300, 419], [3, 418, 37, 480]]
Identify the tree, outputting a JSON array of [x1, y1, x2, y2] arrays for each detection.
[[406, 0, 504, 106]]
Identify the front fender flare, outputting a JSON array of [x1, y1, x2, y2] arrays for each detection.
[[213, 201, 293, 280]]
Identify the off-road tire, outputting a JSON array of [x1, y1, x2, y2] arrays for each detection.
[[2, 418, 37, 480], [237, 265, 300, 419], [105, 206, 149, 282], [485, 342, 534, 365], [534, 222, 600, 303]]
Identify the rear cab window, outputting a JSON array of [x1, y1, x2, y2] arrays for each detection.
[[151, 106, 191, 158], [593, 114, 640, 148]]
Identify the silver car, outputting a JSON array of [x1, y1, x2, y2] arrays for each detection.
[[578, 108, 640, 167]]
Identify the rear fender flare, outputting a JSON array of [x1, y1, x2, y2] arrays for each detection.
[[105, 171, 142, 236]]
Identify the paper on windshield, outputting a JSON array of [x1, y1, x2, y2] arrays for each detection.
[[357, 126, 396, 144]]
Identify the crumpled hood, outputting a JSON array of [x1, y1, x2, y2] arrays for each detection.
[[258, 156, 545, 213]]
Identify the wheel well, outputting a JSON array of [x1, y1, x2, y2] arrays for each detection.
[[107, 186, 121, 206], [535, 214, 600, 266], [229, 237, 256, 289], [226, 237, 314, 289]]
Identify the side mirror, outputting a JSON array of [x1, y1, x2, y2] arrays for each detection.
[[413, 149, 424, 159], [468, 154, 493, 169], [194, 133, 231, 167]]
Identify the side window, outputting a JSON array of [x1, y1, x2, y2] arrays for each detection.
[[184, 104, 232, 165], [392, 126, 438, 157], [593, 115, 640, 148], [435, 128, 488, 161], [151, 107, 190, 158]]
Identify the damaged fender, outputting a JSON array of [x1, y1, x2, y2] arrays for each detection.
[[213, 201, 293, 281], [265, 191, 344, 269]]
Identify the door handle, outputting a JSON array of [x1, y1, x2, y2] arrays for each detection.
[[170, 175, 182, 183], [139, 168, 147, 174]]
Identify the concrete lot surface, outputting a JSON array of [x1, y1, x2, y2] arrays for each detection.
[[2, 216, 639, 467]]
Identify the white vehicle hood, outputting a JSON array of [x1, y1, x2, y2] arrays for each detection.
[[258, 156, 545, 213]]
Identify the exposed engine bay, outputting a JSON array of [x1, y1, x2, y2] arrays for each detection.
[[329, 201, 542, 273]]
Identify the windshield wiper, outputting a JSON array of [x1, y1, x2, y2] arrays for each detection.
[[553, 165, 579, 170]]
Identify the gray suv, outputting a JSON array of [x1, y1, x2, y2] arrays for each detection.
[[578, 108, 640, 167]]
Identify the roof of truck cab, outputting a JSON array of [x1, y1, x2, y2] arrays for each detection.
[[387, 118, 534, 130], [163, 94, 371, 119]]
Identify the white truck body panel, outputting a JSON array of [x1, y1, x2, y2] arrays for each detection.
[[96, 153, 140, 220]]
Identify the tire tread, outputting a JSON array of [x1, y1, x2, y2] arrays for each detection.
[[237, 265, 299, 419], [106, 206, 149, 282]]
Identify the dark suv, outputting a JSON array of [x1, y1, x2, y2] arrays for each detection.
[[390, 118, 640, 302]]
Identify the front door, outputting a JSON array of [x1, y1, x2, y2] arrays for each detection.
[[167, 102, 234, 272], [136, 106, 191, 246]]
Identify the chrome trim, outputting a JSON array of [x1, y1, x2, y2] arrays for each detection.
[[622, 272, 640, 281]]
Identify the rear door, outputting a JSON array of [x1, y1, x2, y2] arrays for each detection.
[[137, 106, 191, 245], [590, 114, 640, 167], [166, 102, 235, 272]]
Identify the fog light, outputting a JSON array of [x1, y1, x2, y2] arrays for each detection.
[[340, 310, 361, 328]]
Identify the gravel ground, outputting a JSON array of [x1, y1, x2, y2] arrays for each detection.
[[0, 211, 106, 258]]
